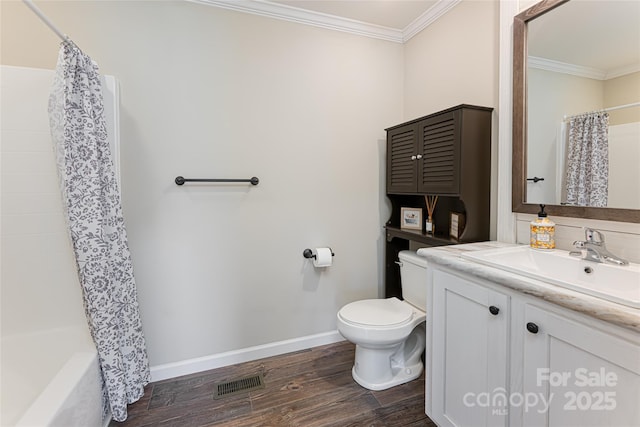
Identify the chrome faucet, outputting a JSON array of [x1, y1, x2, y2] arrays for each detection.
[[571, 228, 629, 266]]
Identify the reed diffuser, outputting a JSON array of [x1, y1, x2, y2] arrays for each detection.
[[425, 195, 438, 236]]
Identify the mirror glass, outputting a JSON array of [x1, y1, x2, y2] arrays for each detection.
[[526, 0, 640, 209], [513, 0, 640, 222]]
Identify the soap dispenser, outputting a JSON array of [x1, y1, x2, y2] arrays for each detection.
[[530, 204, 555, 249]]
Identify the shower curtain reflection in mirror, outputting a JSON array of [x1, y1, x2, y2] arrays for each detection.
[[563, 111, 609, 207]]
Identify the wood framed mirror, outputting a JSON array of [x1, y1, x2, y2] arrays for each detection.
[[512, 0, 640, 223]]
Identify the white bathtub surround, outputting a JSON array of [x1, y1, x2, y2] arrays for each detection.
[[1, 327, 102, 427], [417, 242, 640, 332], [1, 65, 109, 426], [49, 44, 149, 421]]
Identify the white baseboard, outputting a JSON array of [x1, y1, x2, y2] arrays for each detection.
[[149, 330, 345, 382]]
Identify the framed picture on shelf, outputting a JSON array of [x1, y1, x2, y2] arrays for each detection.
[[401, 207, 422, 230], [450, 212, 466, 240]]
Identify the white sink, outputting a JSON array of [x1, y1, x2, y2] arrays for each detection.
[[461, 246, 640, 308]]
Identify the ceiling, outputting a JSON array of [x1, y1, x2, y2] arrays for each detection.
[[528, 0, 640, 79]]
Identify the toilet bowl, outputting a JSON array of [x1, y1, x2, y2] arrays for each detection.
[[337, 250, 428, 391]]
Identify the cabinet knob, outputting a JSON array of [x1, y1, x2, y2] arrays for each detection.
[[411, 155, 417, 160], [526, 322, 539, 334], [416, 154, 423, 159], [489, 306, 499, 315]]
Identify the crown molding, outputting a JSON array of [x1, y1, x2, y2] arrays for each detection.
[[403, 0, 462, 42], [188, 0, 402, 42], [187, 0, 460, 43], [528, 56, 606, 80], [529, 56, 639, 81]]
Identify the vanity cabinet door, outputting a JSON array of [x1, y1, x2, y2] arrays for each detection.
[[522, 305, 640, 427], [431, 270, 509, 427]]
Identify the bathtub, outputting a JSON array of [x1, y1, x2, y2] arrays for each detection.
[[1, 326, 104, 427]]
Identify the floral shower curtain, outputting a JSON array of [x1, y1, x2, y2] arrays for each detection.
[[564, 111, 609, 207], [48, 42, 150, 422]]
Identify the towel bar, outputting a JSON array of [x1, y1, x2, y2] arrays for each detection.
[[175, 176, 259, 186]]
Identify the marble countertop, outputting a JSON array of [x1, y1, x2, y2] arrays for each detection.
[[417, 242, 640, 332]]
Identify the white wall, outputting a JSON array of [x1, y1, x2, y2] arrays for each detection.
[[403, 0, 499, 240], [403, 0, 498, 119], [605, 72, 640, 125], [1, 1, 403, 368], [608, 122, 640, 210]]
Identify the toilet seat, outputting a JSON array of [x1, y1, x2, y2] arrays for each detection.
[[338, 297, 413, 328]]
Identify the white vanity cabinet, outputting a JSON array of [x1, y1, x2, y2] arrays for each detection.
[[427, 265, 640, 427], [431, 269, 510, 427], [521, 304, 640, 427]]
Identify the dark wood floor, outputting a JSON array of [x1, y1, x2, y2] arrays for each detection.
[[111, 341, 436, 426]]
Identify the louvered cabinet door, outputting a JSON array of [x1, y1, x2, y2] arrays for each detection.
[[387, 124, 418, 193], [418, 110, 461, 194]]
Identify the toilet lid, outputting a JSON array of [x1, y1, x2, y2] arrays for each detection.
[[339, 298, 413, 327]]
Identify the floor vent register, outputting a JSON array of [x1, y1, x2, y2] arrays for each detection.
[[213, 374, 265, 399]]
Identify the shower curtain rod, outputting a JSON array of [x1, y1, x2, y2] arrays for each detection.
[[22, 0, 72, 44], [563, 101, 640, 121]]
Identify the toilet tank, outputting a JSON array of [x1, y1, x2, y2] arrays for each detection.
[[398, 250, 428, 312]]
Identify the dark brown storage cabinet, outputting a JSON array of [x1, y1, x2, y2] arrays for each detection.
[[388, 109, 462, 195], [384, 104, 493, 298]]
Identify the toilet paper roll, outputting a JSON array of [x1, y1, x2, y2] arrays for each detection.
[[313, 247, 333, 268]]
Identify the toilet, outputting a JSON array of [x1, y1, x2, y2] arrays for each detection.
[[337, 250, 427, 391]]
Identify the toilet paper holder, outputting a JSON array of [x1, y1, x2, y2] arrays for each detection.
[[303, 248, 335, 260]]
